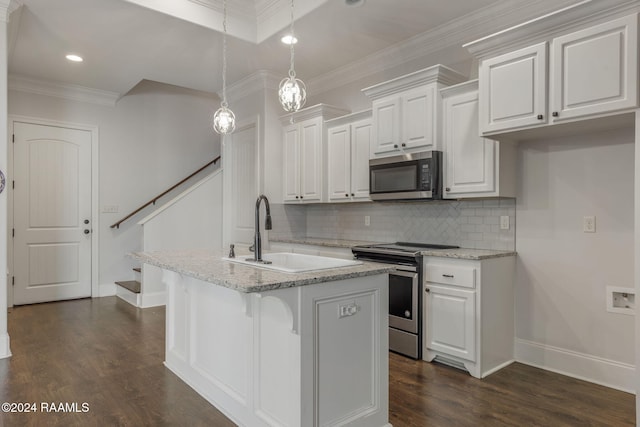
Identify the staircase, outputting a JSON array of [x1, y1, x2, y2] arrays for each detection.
[[114, 168, 224, 308]]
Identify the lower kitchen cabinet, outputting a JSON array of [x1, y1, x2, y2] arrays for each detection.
[[423, 255, 515, 378]]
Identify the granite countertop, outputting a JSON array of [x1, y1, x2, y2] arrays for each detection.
[[130, 249, 395, 293], [269, 237, 516, 260]]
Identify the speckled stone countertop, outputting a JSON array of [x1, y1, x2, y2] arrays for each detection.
[[417, 248, 516, 260], [130, 249, 395, 293], [270, 237, 515, 260]]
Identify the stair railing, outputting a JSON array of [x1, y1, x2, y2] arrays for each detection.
[[110, 155, 221, 229]]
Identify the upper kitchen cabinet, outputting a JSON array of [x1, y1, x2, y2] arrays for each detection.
[[281, 104, 349, 204], [467, 3, 639, 137], [326, 110, 372, 202], [441, 80, 516, 199], [362, 65, 466, 158]]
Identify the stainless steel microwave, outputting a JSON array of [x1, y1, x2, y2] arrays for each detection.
[[369, 151, 443, 201]]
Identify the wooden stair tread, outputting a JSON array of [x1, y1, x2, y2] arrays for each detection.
[[133, 267, 141, 273], [115, 280, 141, 294]]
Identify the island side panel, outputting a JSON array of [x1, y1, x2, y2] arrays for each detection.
[[299, 274, 390, 427]]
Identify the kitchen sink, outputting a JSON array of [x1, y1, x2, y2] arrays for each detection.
[[222, 252, 362, 273]]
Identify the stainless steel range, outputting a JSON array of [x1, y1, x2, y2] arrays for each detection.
[[351, 242, 459, 359]]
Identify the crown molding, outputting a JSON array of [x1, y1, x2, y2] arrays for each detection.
[[223, 69, 281, 102], [464, 0, 640, 59], [362, 65, 466, 100], [8, 75, 120, 107], [0, 0, 12, 22], [279, 103, 349, 125], [306, 0, 581, 96]]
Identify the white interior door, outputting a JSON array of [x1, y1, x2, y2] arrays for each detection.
[[227, 122, 258, 244], [13, 122, 92, 305]]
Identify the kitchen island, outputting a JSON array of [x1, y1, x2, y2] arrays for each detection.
[[132, 249, 394, 427]]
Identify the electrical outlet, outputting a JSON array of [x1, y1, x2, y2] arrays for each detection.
[[500, 216, 510, 230], [364, 215, 370, 226], [102, 205, 119, 213], [583, 216, 596, 233]]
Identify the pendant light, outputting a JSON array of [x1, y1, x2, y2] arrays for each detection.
[[213, 0, 236, 134], [278, 0, 306, 113]]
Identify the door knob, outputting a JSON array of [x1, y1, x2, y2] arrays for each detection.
[[84, 219, 90, 224], [84, 229, 90, 235]]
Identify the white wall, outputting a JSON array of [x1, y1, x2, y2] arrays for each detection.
[[515, 127, 635, 390], [8, 80, 221, 293]]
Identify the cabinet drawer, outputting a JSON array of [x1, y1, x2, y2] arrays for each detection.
[[425, 264, 476, 288]]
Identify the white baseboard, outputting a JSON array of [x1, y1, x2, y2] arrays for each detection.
[[140, 291, 166, 308], [515, 338, 635, 394], [98, 282, 116, 297], [115, 287, 141, 307], [0, 332, 11, 359]]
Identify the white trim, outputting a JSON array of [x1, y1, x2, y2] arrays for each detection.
[[0, 332, 10, 359], [8, 115, 101, 302], [140, 290, 166, 308], [99, 282, 116, 297], [116, 286, 141, 307], [515, 338, 636, 394], [224, 70, 280, 104], [8, 75, 119, 107], [138, 168, 223, 225]]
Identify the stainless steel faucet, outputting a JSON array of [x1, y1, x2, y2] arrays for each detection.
[[251, 195, 272, 263]]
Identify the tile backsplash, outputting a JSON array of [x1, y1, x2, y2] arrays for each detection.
[[269, 199, 515, 251]]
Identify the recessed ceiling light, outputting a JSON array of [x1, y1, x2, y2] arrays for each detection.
[[65, 54, 83, 62], [280, 35, 298, 45], [344, 0, 365, 6]]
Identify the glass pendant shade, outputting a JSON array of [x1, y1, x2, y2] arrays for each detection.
[[279, 73, 307, 113], [213, 0, 235, 135], [213, 103, 236, 134]]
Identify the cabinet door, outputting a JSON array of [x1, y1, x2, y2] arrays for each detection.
[[443, 89, 496, 197], [299, 118, 322, 202], [350, 119, 372, 200], [402, 86, 435, 149], [425, 284, 476, 362], [479, 42, 547, 134], [327, 124, 352, 201], [283, 125, 300, 202], [551, 14, 638, 121], [371, 97, 400, 156]]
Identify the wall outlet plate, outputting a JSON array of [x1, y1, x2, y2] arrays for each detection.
[[583, 216, 596, 233], [606, 286, 635, 315], [500, 216, 510, 230]]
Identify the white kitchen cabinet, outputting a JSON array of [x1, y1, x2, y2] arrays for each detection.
[[441, 80, 516, 198], [363, 65, 466, 158], [326, 110, 372, 202], [423, 256, 515, 379], [281, 104, 349, 203], [477, 13, 638, 136]]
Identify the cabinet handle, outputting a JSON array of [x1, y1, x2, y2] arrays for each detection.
[[552, 111, 559, 117], [401, 143, 406, 147], [537, 114, 543, 120], [442, 274, 454, 278]]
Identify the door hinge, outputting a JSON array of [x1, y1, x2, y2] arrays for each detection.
[[12, 181, 14, 189], [12, 228, 14, 238], [11, 276, 14, 286], [12, 134, 14, 143]]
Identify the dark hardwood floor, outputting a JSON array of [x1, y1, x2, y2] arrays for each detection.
[[0, 297, 634, 426]]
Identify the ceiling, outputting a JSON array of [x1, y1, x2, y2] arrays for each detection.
[[7, 0, 581, 99]]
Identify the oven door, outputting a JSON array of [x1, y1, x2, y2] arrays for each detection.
[[388, 267, 418, 334]]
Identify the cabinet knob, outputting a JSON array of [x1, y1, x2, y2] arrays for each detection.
[[445, 187, 450, 192], [393, 144, 398, 149], [537, 114, 543, 120], [295, 196, 299, 199], [425, 288, 430, 293], [552, 111, 559, 117], [345, 194, 349, 197], [401, 143, 406, 147], [351, 193, 354, 197], [300, 195, 304, 199]]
